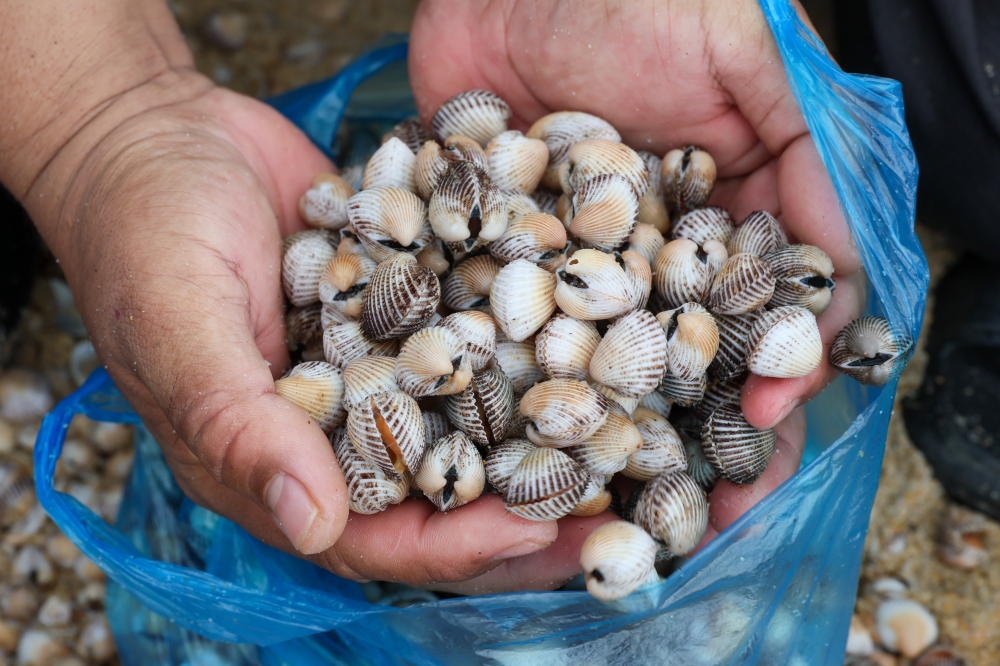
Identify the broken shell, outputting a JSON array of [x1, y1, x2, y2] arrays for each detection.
[[631, 470, 709, 555], [560, 139, 648, 198], [442, 254, 504, 312], [527, 111, 622, 189], [348, 187, 432, 263], [491, 259, 558, 342], [580, 520, 659, 600], [416, 240, 453, 276], [333, 431, 410, 513], [282, 229, 338, 307], [299, 173, 355, 230], [422, 411, 453, 444], [708, 253, 776, 315], [637, 151, 670, 233], [318, 253, 378, 317], [671, 207, 735, 247], [439, 311, 497, 371], [937, 505, 988, 569], [520, 379, 610, 447], [342, 356, 400, 412], [486, 130, 549, 193], [554, 249, 634, 320], [484, 438, 536, 494], [682, 432, 719, 491], [286, 303, 325, 353], [830, 317, 910, 387], [625, 223, 666, 265], [535, 314, 602, 381], [661, 146, 717, 213], [570, 472, 613, 516], [565, 402, 643, 475], [488, 212, 568, 269], [876, 599, 939, 658], [347, 390, 425, 476], [382, 118, 436, 155], [359, 253, 441, 341], [275, 361, 345, 433], [653, 239, 727, 309], [504, 446, 588, 521], [728, 210, 787, 257], [395, 327, 473, 397], [494, 336, 546, 393], [746, 305, 823, 378], [322, 321, 398, 369], [590, 309, 668, 398], [708, 311, 762, 383], [431, 90, 511, 146], [624, 408, 686, 481], [567, 174, 639, 252], [0, 461, 34, 527], [701, 405, 776, 484], [656, 302, 720, 382], [445, 367, 514, 448], [414, 431, 485, 511], [429, 160, 508, 250], [363, 136, 417, 192], [764, 244, 836, 315], [657, 370, 707, 407]]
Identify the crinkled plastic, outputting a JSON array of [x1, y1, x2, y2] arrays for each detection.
[[34, 2, 929, 664]]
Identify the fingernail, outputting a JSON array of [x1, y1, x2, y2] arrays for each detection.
[[494, 538, 551, 560], [763, 399, 800, 430], [265, 472, 318, 552]]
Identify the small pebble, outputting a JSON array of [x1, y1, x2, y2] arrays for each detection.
[[0, 619, 20, 652], [12, 547, 54, 587], [2, 587, 40, 620], [16, 629, 69, 666], [37, 596, 72, 628], [203, 10, 249, 51], [846, 614, 875, 656], [44, 536, 80, 569], [0, 420, 15, 454]]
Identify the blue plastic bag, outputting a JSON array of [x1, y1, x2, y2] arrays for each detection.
[[34, 1, 929, 663]]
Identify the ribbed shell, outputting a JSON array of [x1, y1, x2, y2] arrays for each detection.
[[321, 302, 355, 329], [656, 303, 720, 382], [359, 254, 441, 341], [589, 309, 668, 398], [285, 303, 324, 352], [431, 90, 511, 146], [554, 249, 634, 320], [347, 390, 426, 476], [395, 326, 473, 397], [488, 212, 568, 267], [632, 470, 708, 555], [318, 253, 378, 317], [531, 189, 560, 216], [560, 139, 648, 198], [829, 317, 909, 387], [490, 259, 558, 342], [728, 210, 787, 257], [535, 314, 602, 381], [520, 379, 610, 447], [682, 433, 719, 491], [656, 370, 707, 407], [444, 134, 490, 169], [623, 250, 654, 312], [707, 311, 761, 383], [504, 447, 588, 521], [693, 372, 747, 421], [442, 254, 503, 312], [745, 306, 823, 378], [343, 356, 400, 413], [340, 164, 364, 192], [299, 173, 354, 230], [494, 338, 545, 393], [333, 431, 410, 514], [282, 230, 338, 306], [429, 160, 508, 249], [414, 431, 485, 511], [624, 408, 686, 481], [660, 146, 717, 213], [653, 239, 715, 309], [439, 310, 497, 371], [416, 241, 452, 276], [275, 361, 345, 433], [323, 322, 398, 369], [415, 140, 449, 201], [671, 207, 735, 247], [708, 253, 776, 315], [570, 473, 613, 516], [527, 111, 622, 189], [486, 130, 549, 193], [638, 390, 673, 418], [383, 119, 436, 155], [567, 174, 639, 252], [592, 382, 640, 415], [421, 411, 453, 444], [636, 151, 669, 233], [363, 137, 417, 192], [445, 367, 514, 448], [701, 405, 776, 484], [626, 223, 666, 265], [564, 403, 642, 475], [347, 187, 431, 263], [580, 521, 659, 600], [763, 244, 836, 316], [484, 438, 536, 494], [504, 191, 542, 225]]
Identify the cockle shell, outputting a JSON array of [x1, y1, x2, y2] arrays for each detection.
[[535, 314, 602, 381], [439, 311, 497, 371], [554, 249, 633, 320], [347, 390, 426, 476], [494, 336, 546, 393], [504, 446, 589, 521], [340, 164, 364, 192], [590, 309, 668, 398], [653, 238, 728, 309], [382, 118, 436, 155], [416, 240, 453, 276], [623, 250, 654, 311], [682, 432, 719, 491], [360, 253, 441, 341], [636, 151, 670, 233], [274, 361, 345, 433], [624, 408, 686, 481], [504, 191, 542, 225], [656, 370, 707, 407], [580, 521, 659, 600], [442, 254, 503, 312], [728, 210, 787, 257], [708, 311, 761, 383], [318, 253, 378, 317], [323, 321, 399, 369], [638, 389, 673, 418], [285, 303, 324, 353], [625, 223, 666, 265], [570, 472, 613, 516], [414, 135, 489, 200], [830, 317, 910, 387], [592, 382, 640, 415], [632, 470, 709, 555], [336, 227, 366, 255], [564, 402, 642, 475], [559, 139, 648, 198], [488, 212, 568, 269], [342, 356, 400, 412], [701, 405, 776, 484], [661, 146, 717, 213], [671, 207, 735, 247], [333, 431, 410, 514], [745, 305, 823, 378], [414, 431, 485, 511], [567, 174, 639, 252], [321, 302, 355, 328], [282, 229, 338, 307], [395, 326, 474, 397], [937, 505, 988, 570], [527, 111, 621, 189], [484, 438, 536, 494], [443, 134, 490, 170], [708, 252, 776, 315], [348, 187, 432, 263], [486, 130, 549, 193], [693, 372, 747, 420], [299, 173, 355, 230], [429, 160, 508, 250], [490, 259, 558, 342], [363, 137, 417, 192], [531, 188, 560, 217], [445, 367, 514, 448], [656, 303, 720, 382], [556, 192, 573, 224], [763, 244, 836, 316], [520, 379, 610, 447], [431, 90, 511, 146]]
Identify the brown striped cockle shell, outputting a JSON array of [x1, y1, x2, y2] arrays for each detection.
[[570, 474, 613, 517], [656, 370, 707, 407], [671, 207, 735, 247], [431, 90, 511, 146], [285, 304, 324, 353], [527, 111, 622, 189], [531, 188, 560, 217], [559, 139, 648, 198], [491, 259, 558, 342], [323, 322, 399, 369], [489, 212, 568, 269], [653, 238, 727, 309], [363, 137, 417, 192], [299, 173, 354, 230], [395, 327, 473, 397], [693, 372, 747, 421], [347, 187, 432, 263], [484, 438, 536, 494], [636, 151, 670, 233], [830, 317, 910, 387], [360, 253, 441, 341], [580, 521, 659, 599], [416, 240, 452, 277], [624, 408, 686, 481], [708, 253, 776, 315], [382, 118, 436, 155], [429, 160, 508, 251], [682, 432, 719, 491], [445, 367, 515, 448], [504, 446, 589, 521], [701, 405, 776, 484], [282, 230, 338, 307], [567, 174, 639, 252], [333, 431, 410, 514], [340, 164, 364, 192], [707, 311, 761, 383], [422, 411, 453, 445], [486, 130, 549, 194], [535, 314, 602, 381], [506, 394, 530, 438], [439, 311, 497, 371], [728, 210, 787, 257], [442, 254, 503, 312], [444, 134, 491, 170], [414, 431, 485, 511], [414, 135, 491, 200], [318, 253, 378, 317], [745, 305, 823, 378], [565, 402, 642, 476], [342, 356, 399, 412], [656, 303, 720, 382], [554, 249, 633, 320], [494, 336, 545, 393], [275, 361, 345, 433], [661, 146, 717, 214], [632, 470, 709, 555], [625, 223, 666, 266], [763, 244, 836, 316], [590, 309, 668, 398], [347, 390, 425, 476], [520, 379, 610, 447]]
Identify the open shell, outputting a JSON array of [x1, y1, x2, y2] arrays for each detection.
[[520, 379, 610, 447], [535, 314, 602, 381], [624, 407, 686, 481], [670, 207, 735, 247], [830, 317, 910, 386], [363, 137, 417, 192], [445, 367, 514, 448], [660, 146, 716, 214], [486, 130, 549, 193], [333, 431, 410, 514], [429, 160, 508, 251], [488, 212, 568, 269], [318, 253, 378, 318], [708, 252, 776, 315], [763, 244, 836, 316], [275, 361, 345, 433], [395, 326, 474, 397], [484, 438, 536, 494], [348, 187, 432, 263], [347, 390, 426, 476], [360, 253, 441, 341], [414, 431, 485, 511], [745, 305, 823, 378], [701, 405, 776, 484], [567, 174, 639, 252], [580, 521, 659, 600], [554, 249, 634, 320], [589, 309, 668, 398], [323, 322, 399, 369], [559, 139, 648, 198], [728, 210, 787, 257], [342, 356, 400, 412], [299, 173, 355, 230], [632, 470, 709, 555], [439, 311, 497, 371], [564, 402, 642, 476], [442, 254, 504, 312], [282, 230, 338, 307], [490, 259, 558, 342], [527, 111, 622, 189], [431, 90, 511, 146], [504, 447, 589, 521], [656, 303, 719, 382]]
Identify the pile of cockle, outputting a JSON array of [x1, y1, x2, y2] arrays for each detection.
[[280, 90, 910, 601]]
